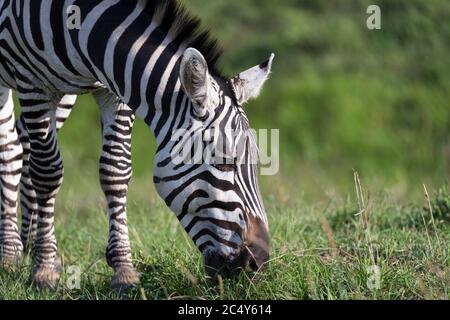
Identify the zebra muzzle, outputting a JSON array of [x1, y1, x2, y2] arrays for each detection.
[[203, 238, 269, 279]]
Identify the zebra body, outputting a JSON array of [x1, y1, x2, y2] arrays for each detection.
[[0, 0, 273, 290]]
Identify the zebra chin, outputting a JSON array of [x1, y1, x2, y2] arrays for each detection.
[[201, 216, 270, 279]]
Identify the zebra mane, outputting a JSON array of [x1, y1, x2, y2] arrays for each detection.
[[143, 0, 224, 76]]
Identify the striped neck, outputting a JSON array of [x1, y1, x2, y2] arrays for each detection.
[[73, 0, 222, 137]]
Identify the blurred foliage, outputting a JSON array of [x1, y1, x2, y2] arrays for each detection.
[[34, 0, 450, 201], [185, 0, 450, 196], [430, 185, 450, 222]]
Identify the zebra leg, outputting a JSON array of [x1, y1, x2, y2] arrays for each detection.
[[17, 95, 77, 253], [0, 87, 23, 267], [18, 87, 63, 290], [16, 115, 37, 253], [94, 90, 139, 291]]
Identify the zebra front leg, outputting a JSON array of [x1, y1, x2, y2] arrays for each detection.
[[0, 87, 23, 267], [94, 90, 139, 292], [16, 115, 37, 253], [17, 95, 77, 253], [18, 89, 63, 290]]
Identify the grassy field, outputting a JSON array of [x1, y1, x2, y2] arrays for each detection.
[[0, 173, 448, 299]]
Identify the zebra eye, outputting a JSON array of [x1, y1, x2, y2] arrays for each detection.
[[212, 162, 236, 172]]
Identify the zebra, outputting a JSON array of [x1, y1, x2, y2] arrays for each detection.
[[0, 0, 273, 290]]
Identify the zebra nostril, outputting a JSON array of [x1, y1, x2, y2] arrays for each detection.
[[243, 243, 269, 273], [246, 257, 259, 272]]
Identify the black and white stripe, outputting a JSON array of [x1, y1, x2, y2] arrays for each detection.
[[0, 87, 23, 262], [17, 94, 77, 252], [0, 0, 273, 289]]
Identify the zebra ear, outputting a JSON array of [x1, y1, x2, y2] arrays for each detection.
[[180, 48, 211, 115], [230, 53, 275, 105]]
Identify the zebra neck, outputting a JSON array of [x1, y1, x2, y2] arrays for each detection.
[[147, 77, 192, 147], [134, 56, 188, 139], [75, 1, 190, 137]]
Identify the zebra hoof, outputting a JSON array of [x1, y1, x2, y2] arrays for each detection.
[[111, 267, 140, 295], [0, 245, 22, 270], [54, 256, 64, 274], [0, 253, 22, 271], [32, 266, 61, 291]]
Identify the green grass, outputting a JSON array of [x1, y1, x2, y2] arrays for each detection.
[[1, 179, 448, 300]]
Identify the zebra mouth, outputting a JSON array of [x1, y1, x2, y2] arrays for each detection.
[[201, 214, 270, 280], [202, 244, 268, 280]]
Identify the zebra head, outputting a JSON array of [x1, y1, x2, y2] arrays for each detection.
[[154, 48, 273, 279]]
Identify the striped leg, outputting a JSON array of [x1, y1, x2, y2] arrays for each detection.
[[94, 90, 139, 290], [18, 86, 63, 289], [17, 95, 77, 252], [16, 115, 37, 253], [0, 87, 23, 266]]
